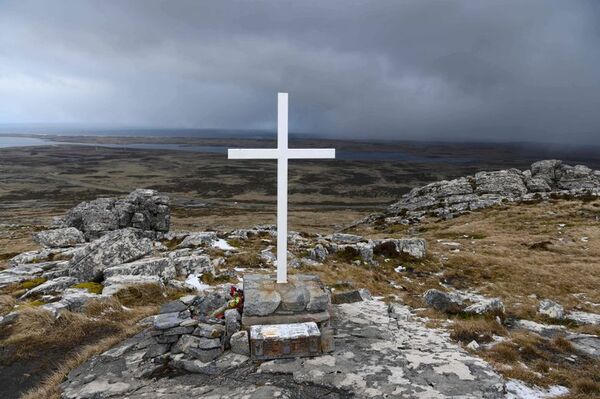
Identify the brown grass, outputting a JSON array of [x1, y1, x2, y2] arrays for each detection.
[[0, 295, 16, 316], [450, 317, 507, 344]]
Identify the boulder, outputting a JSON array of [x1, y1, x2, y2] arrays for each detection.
[[68, 228, 153, 281], [224, 309, 241, 347], [373, 238, 427, 260], [62, 189, 170, 239], [309, 244, 329, 262], [177, 232, 218, 249], [33, 227, 85, 248], [537, 299, 565, 320], [423, 289, 463, 313], [464, 298, 504, 315]]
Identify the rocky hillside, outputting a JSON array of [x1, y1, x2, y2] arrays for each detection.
[[0, 160, 599, 399], [359, 159, 600, 226]]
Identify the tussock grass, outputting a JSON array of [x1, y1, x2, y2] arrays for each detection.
[[0, 295, 16, 316], [450, 317, 507, 344]]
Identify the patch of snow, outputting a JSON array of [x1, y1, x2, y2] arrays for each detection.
[[234, 267, 246, 272], [505, 379, 568, 399], [184, 274, 212, 292], [394, 265, 405, 273], [581, 237, 589, 242], [212, 238, 236, 251]]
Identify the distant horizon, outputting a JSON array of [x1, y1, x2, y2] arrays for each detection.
[[0, 124, 598, 148]]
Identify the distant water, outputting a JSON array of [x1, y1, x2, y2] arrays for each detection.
[[0, 136, 471, 163], [0, 136, 49, 148]]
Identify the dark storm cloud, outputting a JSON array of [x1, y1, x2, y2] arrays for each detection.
[[1, 0, 600, 143]]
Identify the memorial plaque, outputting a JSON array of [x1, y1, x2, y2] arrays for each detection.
[[249, 322, 321, 360]]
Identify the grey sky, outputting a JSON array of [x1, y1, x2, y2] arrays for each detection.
[[1, 0, 599, 142]]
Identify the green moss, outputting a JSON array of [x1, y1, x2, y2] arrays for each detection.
[[20, 278, 47, 290], [72, 282, 104, 295]]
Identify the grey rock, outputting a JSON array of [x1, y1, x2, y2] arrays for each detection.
[[193, 323, 225, 338], [225, 309, 241, 336], [474, 169, 527, 198], [243, 285, 282, 317], [33, 227, 85, 248], [309, 244, 329, 262], [423, 289, 464, 313], [154, 312, 185, 330], [163, 326, 195, 336], [187, 347, 222, 362], [229, 330, 249, 356], [68, 228, 153, 281], [330, 233, 363, 244], [196, 337, 222, 350], [159, 300, 188, 314], [103, 257, 176, 281], [537, 299, 565, 320], [62, 189, 170, 240], [331, 289, 371, 304], [464, 298, 504, 315], [171, 254, 212, 276], [566, 310, 600, 326], [177, 232, 218, 248], [144, 343, 170, 359], [373, 238, 427, 260], [19, 276, 78, 299], [511, 319, 567, 338]]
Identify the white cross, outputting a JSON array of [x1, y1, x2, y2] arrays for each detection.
[[228, 93, 335, 283]]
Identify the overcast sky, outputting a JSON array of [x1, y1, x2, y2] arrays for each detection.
[[1, 1, 599, 143]]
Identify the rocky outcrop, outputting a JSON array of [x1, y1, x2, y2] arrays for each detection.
[[68, 228, 153, 281], [60, 189, 170, 239], [33, 227, 85, 248], [376, 160, 600, 224], [423, 289, 505, 315]]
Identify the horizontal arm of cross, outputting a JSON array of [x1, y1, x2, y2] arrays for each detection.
[[228, 148, 335, 159]]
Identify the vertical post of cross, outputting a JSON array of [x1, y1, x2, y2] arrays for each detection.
[[277, 93, 288, 283]]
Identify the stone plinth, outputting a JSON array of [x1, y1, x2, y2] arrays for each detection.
[[242, 274, 331, 328]]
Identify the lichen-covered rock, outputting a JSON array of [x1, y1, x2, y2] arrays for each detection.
[[68, 228, 153, 281], [538, 299, 565, 320], [464, 298, 504, 315], [309, 244, 329, 262], [103, 257, 176, 281], [62, 189, 170, 239], [230, 330, 250, 356], [329, 233, 363, 244], [177, 232, 218, 248], [381, 160, 600, 223], [33, 227, 85, 248]]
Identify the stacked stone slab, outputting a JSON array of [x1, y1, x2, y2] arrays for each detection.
[[144, 289, 249, 369]]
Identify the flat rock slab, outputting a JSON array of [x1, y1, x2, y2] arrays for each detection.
[[60, 299, 505, 399]]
